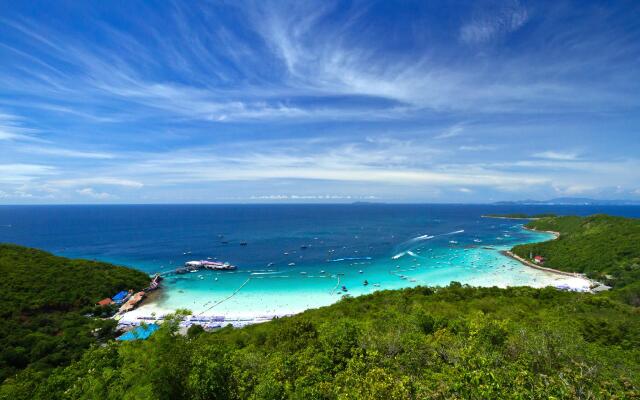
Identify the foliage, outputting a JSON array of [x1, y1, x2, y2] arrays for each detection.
[[2, 285, 639, 399], [0, 244, 149, 383], [512, 215, 640, 288], [2, 213, 640, 400]]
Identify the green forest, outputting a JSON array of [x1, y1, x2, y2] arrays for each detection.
[[512, 215, 640, 292], [1, 215, 640, 399], [0, 244, 150, 383]]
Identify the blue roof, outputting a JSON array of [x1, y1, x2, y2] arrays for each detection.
[[116, 324, 160, 341], [112, 291, 129, 301]]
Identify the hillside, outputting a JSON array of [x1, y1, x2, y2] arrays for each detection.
[[512, 215, 640, 289], [3, 284, 639, 399], [1, 215, 640, 399], [0, 244, 150, 382]]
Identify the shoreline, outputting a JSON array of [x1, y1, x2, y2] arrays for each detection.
[[506, 225, 578, 277], [521, 225, 560, 238], [501, 250, 582, 278], [116, 225, 594, 328]]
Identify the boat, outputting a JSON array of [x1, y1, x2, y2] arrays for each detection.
[[342, 285, 348, 292], [359, 270, 363, 274], [373, 283, 380, 287], [240, 242, 248, 246], [473, 239, 482, 243], [300, 245, 308, 249], [184, 260, 237, 271], [363, 280, 369, 286]]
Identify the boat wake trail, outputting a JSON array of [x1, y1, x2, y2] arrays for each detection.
[[392, 229, 465, 259], [329, 257, 373, 262]]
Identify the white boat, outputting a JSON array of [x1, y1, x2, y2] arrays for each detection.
[[185, 260, 237, 270]]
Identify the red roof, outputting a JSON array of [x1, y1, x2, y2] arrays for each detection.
[[97, 298, 114, 306], [534, 256, 545, 261]]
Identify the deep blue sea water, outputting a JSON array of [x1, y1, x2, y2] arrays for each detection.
[[1, 204, 639, 319]]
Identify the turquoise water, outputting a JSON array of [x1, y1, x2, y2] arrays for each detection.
[[3, 204, 635, 319], [151, 226, 555, 318]]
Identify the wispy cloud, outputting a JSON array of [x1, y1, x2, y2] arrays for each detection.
[[460, 1, 529, 44], [435, 124, 465, 139], [0, 2, 639, 203], [50, 177, 144, 188], [76, 187, 115, 200], [532, 151, 579, 161], [17, 145, 115, 159]]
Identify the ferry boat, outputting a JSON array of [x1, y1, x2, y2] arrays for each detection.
[[184, 260, 237, 271]]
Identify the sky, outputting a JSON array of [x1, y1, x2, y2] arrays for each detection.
[[0, 0, 639, 204]]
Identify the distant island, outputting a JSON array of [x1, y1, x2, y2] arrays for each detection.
[[482, 213, 557, 220], [494, 197, 640, 206], [1, 215, 639, 398]]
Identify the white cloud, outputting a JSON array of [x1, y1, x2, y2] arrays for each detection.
[[0, 163, 56, 183], [18, 145, 115, 159], [76, 187, 115, 199], [553, 184, 596, 195], [532, 151, 579, 161], [50, 177, 144, 188], [459, 145, 497, 151], [435, 124, 465, 139], [460, 1, 529, 44]]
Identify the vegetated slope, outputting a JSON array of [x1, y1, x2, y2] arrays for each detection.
[[512, 215, 640, 289], [4, 284, 639, 399], [0, 244, 149, 382]]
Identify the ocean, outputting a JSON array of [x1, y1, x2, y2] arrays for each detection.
[[2, 204, 639, 320]]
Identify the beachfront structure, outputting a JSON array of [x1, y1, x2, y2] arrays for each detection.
[[118, 291, 145, 313], [533, 256, 545, 264], [116, 324, 160, 341], [97, 298, 114, 306], [112, 290, 131, 304]]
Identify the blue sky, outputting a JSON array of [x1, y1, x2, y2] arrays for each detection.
[[1, 0, 639, 203]]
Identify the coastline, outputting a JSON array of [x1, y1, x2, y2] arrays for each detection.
[[521, 225, 560, 239], [116, 224, 594, 329], [505, 225, 580, 277], [501, 250, 581, 278]]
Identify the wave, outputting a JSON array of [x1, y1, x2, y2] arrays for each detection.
[[250, 271, 283, 276], [328, 256, 373, 262], [406, 234, 435, 244]]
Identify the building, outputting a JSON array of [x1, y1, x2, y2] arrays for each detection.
[[118, 291, 145, 313], [97, 298, 114, 306], [533, 255, 545, 264], [112, 290, 131, 304]]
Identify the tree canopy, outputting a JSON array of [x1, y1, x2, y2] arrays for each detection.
[[0, 244, 149, 383]]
